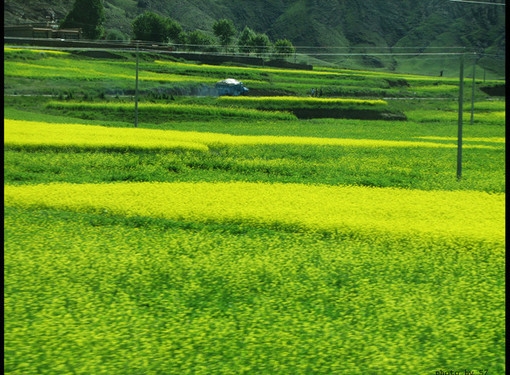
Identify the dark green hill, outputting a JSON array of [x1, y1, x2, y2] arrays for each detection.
[[4, 0, 505, 76]]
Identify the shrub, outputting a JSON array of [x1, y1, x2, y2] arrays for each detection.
[[104, 28, 128, 41]]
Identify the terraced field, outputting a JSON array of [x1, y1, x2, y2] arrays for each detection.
[[4, 46, 505, 375]]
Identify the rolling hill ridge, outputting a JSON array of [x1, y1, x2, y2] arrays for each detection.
[[4, 0, 505, 75]]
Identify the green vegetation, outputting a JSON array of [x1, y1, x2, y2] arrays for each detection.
[[5, 205, 504, 374], [273, 39, 296, 60], [132, 11, 184, 44], [60, 0, 105, 39], [44, 101, 296, 122], [5, 46, 500, 101], [4, 47, 505, 374], [4, 0, 505, 76], [217, 96, 387, 110], [213, 19, 237, 52]]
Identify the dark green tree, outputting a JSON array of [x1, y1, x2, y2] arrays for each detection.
[[166, 18, 184, 44], [212, 19, 237, 52], [273, 39, 296, 60], [60, 0, 105, 39], [137, 0, 150, 8], [132, 11, 169, 42], [251, 33, 271, 57], [104, 28, 128, 41], [238, 26, 256, 54], [186, 30, 215, 52]]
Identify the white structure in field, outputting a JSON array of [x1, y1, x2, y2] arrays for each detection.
[[215, 78, 249, 96]]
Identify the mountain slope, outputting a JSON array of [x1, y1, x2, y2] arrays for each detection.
[[4, 0, 505, 75]]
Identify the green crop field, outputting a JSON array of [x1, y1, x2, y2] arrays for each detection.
[[4, 46, 505, 375]]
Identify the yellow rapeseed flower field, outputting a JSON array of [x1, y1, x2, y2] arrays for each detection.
[[4, 181, 504, 243], [218, 96, 388, 106], [4, 47, 69, 55], [5, 119, 500, 150], [4, 48, 505, 375], [5, 120, 209, 152]]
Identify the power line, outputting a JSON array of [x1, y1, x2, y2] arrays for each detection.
[[449, 0, 505, 5], [274, 46, 468, 50], [293, 52, 470, 56]]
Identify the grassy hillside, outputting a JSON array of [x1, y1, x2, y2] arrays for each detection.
[[4, 0, 506, 76]]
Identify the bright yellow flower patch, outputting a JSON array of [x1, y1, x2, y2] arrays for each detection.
[[5, 119, 497, 150], [4, 47, 69, 55], [4, 181, 504, 242], [416, 136, 505, 143], [219, 96, 388, 106], [4, 120, 209, 152]]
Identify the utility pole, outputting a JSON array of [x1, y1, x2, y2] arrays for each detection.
[[457, 54, 464, 180], [449, 0, 504, 178], [134, 41, 139, 128], [470, 55, 477, 124]]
